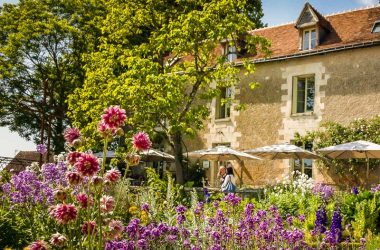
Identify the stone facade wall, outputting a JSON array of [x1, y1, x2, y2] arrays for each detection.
[[189, 46, 380, 187]]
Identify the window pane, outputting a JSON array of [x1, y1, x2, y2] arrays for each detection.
[[221, 87, 227, 99], [373, 23, 380, 33], [304, 166, 312, 178], [306, 77, 315, 111], [310, 30, 317, 49], [220, 103, 226, 118], [216, 87, 231, 119], [226, 88, 232, 98], [294, 159, 302, 172], [311, 29, 316, 40], [303, 31, 310, 50], [226, 88, 231, 118], [227, 45, 237, 62], [296, 79, 306, 113]]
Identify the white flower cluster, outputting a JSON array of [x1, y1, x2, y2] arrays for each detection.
[[292, 171, 314, 195]]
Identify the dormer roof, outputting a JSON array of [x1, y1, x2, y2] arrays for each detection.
[[295, 2, 331, 30], [249, 5, 380, 62]]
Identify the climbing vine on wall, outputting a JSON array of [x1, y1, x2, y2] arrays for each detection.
[[295, 116, 380, 177]]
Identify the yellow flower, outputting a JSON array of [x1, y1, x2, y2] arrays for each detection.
[[140, 210, 149, 223], [128, 206, 138, 214]]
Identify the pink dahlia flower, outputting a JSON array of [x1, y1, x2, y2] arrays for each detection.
[[76, 193, 93, 209], [132, 132, 152, 151], [81, 220, 97, 235], [50, 204, 77, 224], [63, 128, 81, 145], [100, 195, 115, 213], [98, 121, 116, 137], [66, 151, 82, 165], [66, 171, 82, 185], [28, 240, 50, 250], [105, 168, 121, 183], [50, 233, 66, 247], [74, 153, 100, 177], [108, 220, 124, 239], [101, 105, 127, 128]]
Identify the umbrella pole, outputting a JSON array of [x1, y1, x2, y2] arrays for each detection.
[[367, 158, 369, 180], [240, 161, 243, 188]]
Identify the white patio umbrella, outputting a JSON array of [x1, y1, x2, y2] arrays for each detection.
[[317, 140, 380, 179], [94, 149, 175, 162], [185, 145, 261, 161], [140, 149, 175, 162], [244, 143, 321, 160]]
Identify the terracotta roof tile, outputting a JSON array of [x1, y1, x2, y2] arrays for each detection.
[[4, 151, 53, 173], [250, 5, 380, 60]]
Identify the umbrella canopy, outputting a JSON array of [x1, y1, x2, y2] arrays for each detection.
[[140, 149, 175, 162], [94, 149, 175, 162], [317, 140, 380, 179], [185, 146, 261, 161], [244, 143, 321, 160], [317, 140, 380, 159]]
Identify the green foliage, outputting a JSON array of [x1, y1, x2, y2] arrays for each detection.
[[68, 0, 270, 183], [341, 190, 374, 223], [0, 0, 104, 152], [267, 189, 320, 217], [0, 210, 30, 249], [366, 234, 380, 250], [295, 116, 380, 177], [123, 167, 187, 224], [352, 196, 380, 240]]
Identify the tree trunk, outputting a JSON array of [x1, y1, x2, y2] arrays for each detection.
[[171, 132, 185, 184], [46, 115, 52, 163]]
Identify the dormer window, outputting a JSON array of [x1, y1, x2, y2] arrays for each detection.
[[372, 21, 380, 33], [303, 28, 317, 50], [224, 43, 237, 62], [295, 3, 331, 52]]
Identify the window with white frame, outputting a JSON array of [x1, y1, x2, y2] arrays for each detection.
[[372, 21, 380, 33], [216, 87, 231, 119], [292, 75, 315, 114], [292, 141, 313, 178], [224, 44, 237, 62], [302, 28, 317, 50]]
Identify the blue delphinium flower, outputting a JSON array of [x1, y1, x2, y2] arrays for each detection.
[[314, 206, 328, 234], [352, 186, 359, 195]]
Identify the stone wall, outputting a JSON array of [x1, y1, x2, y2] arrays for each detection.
[[186, 46, 380, 187]]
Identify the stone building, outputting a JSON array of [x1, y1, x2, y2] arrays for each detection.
[[187, 3, 380, 188]]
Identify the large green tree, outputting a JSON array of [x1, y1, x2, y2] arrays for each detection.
[[68, 0, 270, 183], [0, 0, 104, 154]]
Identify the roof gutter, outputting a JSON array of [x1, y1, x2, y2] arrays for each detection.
[[235, 40, 380, 65]]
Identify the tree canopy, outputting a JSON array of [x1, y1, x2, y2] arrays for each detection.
[[0, 0, 104, 154], [68, 0, 270, 183]]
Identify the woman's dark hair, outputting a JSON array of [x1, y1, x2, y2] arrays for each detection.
[[226, 166, 234, 175]]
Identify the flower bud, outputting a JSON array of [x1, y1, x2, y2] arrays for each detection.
[[125, 154, 141, 166], [50, 232, 67, 247], [116, 127, 124, 136], [72, 138, 82, 148], [66, 171, 82, 185], [91, 176, 104, 186], [54, 188, 67, 202]]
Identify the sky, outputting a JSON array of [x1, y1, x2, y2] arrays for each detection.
[[0, 0, 379, 157]]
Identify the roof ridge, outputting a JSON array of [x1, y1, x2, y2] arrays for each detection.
[[252, 21, 295, 31], [252, 4, 380, 32], [324, 4, 379, 18]]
